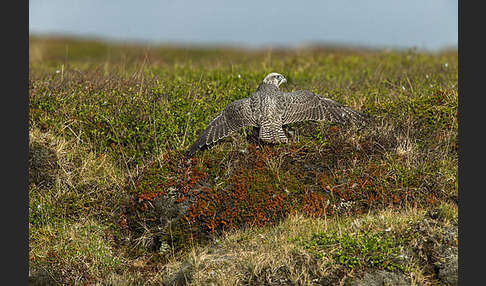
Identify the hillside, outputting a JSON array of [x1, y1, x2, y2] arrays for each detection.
[[29, 37, 457, 285]]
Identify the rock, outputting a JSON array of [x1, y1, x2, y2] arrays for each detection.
[[344, 269, 411, 286], [29, 266, 63, 286], [436, 247, 458, 286]]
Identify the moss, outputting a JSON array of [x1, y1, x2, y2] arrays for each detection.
[[124, 127, 452, 252], [304, 228, 414, 271], [409, 89, 458, 129], [29, 38, 457, 283]]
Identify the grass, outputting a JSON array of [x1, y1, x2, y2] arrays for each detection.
[[29, 36, 457, 285], [155, 205, 457, 285]]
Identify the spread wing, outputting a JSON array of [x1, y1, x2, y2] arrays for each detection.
[[188, 98, 256, 155], [280, 90, 368, 125]]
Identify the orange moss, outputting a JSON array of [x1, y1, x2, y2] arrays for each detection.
[[124, 142, 448, 252]]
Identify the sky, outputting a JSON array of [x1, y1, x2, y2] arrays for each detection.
[[29, 0, 458, 51]]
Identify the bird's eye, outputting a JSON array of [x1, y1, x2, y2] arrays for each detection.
[[276, 75, 281, 80]]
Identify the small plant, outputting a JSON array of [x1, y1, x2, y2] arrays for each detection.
[[29, 37, 457, 285], [304, 228, 413, 272]]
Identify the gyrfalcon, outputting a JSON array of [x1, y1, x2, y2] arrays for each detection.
[[188, 72, 368, 155]]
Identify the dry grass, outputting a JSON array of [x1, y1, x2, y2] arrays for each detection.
[[29, 127, 127, 219], [29, 37, 457, 285], [154, 204, 457, 285], [29, 128, 131, 284]]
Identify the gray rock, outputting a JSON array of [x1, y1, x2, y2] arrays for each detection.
[[29, 266, 63, 286], [436, 247, 458, 286], [344, 270, 411, 286]]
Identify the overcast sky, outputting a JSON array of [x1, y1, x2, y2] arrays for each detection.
[[29, 0, 458, 51]]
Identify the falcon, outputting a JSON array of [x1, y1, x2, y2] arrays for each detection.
[[188, 72, 368, 155]]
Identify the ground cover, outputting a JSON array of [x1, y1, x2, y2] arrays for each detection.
[[29, 37, 457, 285]]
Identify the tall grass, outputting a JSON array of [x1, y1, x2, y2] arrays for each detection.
[[29, 37, 457, 285]]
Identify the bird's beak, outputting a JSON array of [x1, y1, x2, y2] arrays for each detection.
[[282, 77, 287, 84]]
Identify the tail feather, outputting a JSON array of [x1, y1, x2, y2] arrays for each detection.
[[259, 125, 288, 143]]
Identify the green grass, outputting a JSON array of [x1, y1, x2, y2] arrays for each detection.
[[29, 36, 457, 285], [303, 228, 413, 272], [156, 207, 456, 285]]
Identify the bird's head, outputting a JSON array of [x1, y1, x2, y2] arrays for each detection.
[[263, 72, 287, 88]]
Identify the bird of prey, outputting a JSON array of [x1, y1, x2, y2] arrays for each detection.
[[188, 72, 368, 155]]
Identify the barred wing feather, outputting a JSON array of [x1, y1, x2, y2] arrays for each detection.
[[280, 90, 367, 125], [188, 98, 256, 155]]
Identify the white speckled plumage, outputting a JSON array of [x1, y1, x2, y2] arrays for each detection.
[[188, 72, 368, 155]]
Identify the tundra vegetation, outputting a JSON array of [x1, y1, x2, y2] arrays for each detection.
[[29, 37, 457, 285]]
